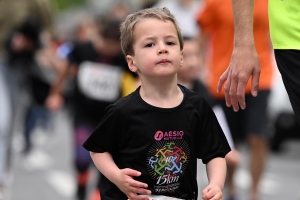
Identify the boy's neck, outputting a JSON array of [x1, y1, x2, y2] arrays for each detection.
[[139, 78, 184, 108]]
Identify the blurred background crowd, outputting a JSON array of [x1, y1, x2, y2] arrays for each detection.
[[0, 0, 299, 200]]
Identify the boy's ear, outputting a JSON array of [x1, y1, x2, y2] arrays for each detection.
[[126, 55, 138, 73]]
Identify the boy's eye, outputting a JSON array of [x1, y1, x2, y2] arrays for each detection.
[[145, 43, 154, 47], [166, 41, 175, 45]]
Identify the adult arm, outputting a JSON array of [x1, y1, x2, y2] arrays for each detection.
[[45, 59, 70, 111], [90, 152, 151, 200], [202, 157, 227, 200], [217, 0, 260, 112]]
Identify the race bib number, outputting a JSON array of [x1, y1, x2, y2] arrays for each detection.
[[77, 61, 123, 101]]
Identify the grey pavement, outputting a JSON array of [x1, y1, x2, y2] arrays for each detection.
[[6, 109, 300, 200]]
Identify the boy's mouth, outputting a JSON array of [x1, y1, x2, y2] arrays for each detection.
[[157, 59, 171, 64]]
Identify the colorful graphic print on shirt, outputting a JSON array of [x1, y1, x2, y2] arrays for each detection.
[[146, 130, 190, 194]]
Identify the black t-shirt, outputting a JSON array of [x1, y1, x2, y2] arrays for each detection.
[[83, 85, 231, 200], [68, 41, 130, 125]]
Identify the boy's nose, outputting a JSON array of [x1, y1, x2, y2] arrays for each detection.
[[158, 43, 168, 54]]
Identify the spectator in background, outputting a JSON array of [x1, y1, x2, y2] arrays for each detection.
[[196, 0, 274, 199], [3, 16, 60, 161], [4, 16, 62, 169], [46, 17, 139, 200], [0, 0, 57, 172]]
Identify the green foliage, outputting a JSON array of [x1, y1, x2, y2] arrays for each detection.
[[53, 0, 88, 11]]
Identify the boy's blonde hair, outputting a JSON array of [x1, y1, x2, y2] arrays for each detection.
[[120, 7, 184, 56]]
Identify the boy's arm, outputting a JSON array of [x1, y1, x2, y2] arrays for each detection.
[[202, 157, 226, 200], [90, 152, 151, 200], [217, 0, 260, 112]]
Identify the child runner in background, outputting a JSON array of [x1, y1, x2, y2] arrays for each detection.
[[83, 7, 231, 200], [46, 17, 138, 200]]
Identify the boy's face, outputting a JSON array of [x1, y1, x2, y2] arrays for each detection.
[[126, 18, 183, 79], [178, 40, 201, 82]]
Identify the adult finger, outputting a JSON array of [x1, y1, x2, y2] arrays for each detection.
[[251, 67, 260, 97], [236, 77, 247, 110], [221, 70, 232, 108], [228, 73, 239, 112], [217, 69, 229, 94]]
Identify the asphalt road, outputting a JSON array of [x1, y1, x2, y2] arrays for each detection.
[[5, 109, 300, 200]]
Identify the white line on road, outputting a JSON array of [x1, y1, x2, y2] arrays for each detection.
[[45, 170, 75, 198], [235, 168, 280, 195]]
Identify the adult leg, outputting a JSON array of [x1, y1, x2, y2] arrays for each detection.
[[217, 100, 243, 200], [23, 106, 37, 154], [247, 135, 268, 199], [244, 90, 270, 200], [218, 90, 270, 200], [275, 50, 300, 125], [23, 105, 50, 154]]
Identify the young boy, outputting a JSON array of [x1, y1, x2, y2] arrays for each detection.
[[83, 7, 230, 200]]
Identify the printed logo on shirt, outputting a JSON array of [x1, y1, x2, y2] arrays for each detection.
[[146, 131, 190, 194], [77, 61, 123, 101], [154, 130, 184, 141]]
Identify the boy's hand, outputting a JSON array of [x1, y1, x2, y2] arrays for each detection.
[[202, 184, 223, 200], [114, 168, 151, 200]]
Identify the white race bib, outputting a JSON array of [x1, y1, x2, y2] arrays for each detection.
[[77, 61, 123, 101]]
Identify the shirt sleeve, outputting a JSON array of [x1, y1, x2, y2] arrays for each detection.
[[83, 103, 124, 153], [196, 99, 231, 164]]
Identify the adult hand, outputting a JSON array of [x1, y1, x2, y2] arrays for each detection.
[[114, 168, 151, 200], [217, 46, 260, 112], [45, 93, 64, 111]]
